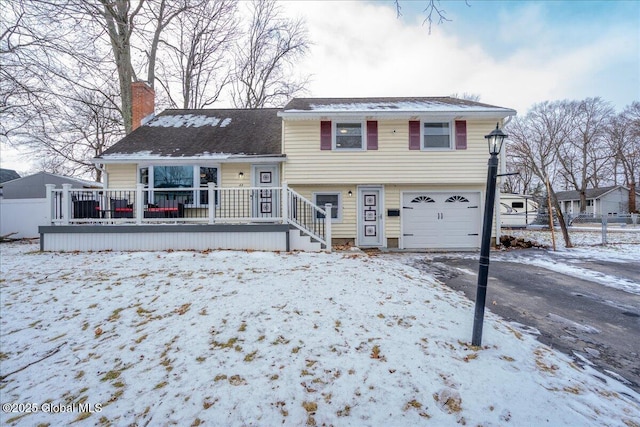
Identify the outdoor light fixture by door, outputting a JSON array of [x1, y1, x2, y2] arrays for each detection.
[[471, 123, 508, 346]]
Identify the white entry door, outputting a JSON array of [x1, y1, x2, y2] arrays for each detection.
[[253, 165, 279, 219], [358, 187, 383, 247]]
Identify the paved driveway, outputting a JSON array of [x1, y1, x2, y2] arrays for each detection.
[[383, 248, 640, 393]]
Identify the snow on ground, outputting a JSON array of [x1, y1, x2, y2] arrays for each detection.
[[502, 229, 640, 295], [1, 241, 639, 426]]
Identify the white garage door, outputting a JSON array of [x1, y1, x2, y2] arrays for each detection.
[[402, 192, 481, 249]]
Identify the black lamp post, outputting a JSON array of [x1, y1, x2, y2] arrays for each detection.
[[471, 123, 508, 346]]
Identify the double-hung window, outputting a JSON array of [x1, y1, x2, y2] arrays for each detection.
[[334, 122, 364, 150], [423, 122, 452, 149]]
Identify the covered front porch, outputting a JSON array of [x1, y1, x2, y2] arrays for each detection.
[[40, 183, 331, 252]]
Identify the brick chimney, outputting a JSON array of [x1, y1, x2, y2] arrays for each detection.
[[131, 81, 155, 131]]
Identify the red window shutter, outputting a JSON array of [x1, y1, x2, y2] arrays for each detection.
[[366, 121, 378, 150], [455, 120, 467, 150], [409, 120, 420, 150], [320, 121, 332, 150]]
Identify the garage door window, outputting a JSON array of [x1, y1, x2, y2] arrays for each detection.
[[445, 195, 469, 203], [423, 122, 452, 149]]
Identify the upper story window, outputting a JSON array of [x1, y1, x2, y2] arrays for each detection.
[[423, 122, 452, 149], [334, 122, 364, 150]]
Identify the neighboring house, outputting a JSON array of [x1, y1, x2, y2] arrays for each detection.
[[556, 185, 640, 217], [0, 168, 20, 198], [0, 168, 20, 184], [40, 83, 517, 252], [0, 172, 102, 238]]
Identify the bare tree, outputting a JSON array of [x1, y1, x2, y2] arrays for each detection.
[[507, 101, 574, 247], [17, 83, 122, 181], [394, 0, 471, 33], [555, 98, 614, 211], [450, 92, 481, 102], [155, 0, 237, 109], [607, 102, 640, 212], [232, 0, 309, 109]]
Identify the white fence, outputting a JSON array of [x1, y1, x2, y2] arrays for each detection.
[[0, 198, 48, 238]]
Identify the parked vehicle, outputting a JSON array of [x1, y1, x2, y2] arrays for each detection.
[[500, 193, 538, 227]]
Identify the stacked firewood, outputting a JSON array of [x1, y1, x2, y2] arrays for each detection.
[[499, 235, 546, 249]]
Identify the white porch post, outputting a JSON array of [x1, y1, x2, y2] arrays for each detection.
[[324, 203, 332, 253], [61, 183, 72, 225], [208, 182, 216, 224], [136, 184, 144, 224], [45, 184, 55, 224], [282, 181, 289, 224]]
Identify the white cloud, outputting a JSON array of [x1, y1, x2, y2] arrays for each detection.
[[282, 0, 639, 115]]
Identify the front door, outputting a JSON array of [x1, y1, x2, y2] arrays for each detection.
[[252, 165, 280, 219], [358, 187, 383, 247]]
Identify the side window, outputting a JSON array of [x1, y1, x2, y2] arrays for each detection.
[[314, 192, 341, 220], [423, 122, 452, 149], [334, 122, 364, 150]]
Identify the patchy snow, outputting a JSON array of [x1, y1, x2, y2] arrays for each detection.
[[1, 242, 639, 426], [499, 229, 640, 295], [292, 100, 511, 113], [100, 152, 234, 160], [148, 114, 229, 128]]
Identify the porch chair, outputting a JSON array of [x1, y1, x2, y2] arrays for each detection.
[[111, 199, 133, 218]]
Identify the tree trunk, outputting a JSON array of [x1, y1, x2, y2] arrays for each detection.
[[629, 181, 637, 213]]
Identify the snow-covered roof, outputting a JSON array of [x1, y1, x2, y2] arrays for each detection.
[[96, 109, 282, 161], [148, 114, 233, 128], [280, 97, 517, 119]]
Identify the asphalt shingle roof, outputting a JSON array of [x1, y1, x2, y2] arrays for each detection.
[[282, 97, 515, 113], [555, 185, 636, 201], [99, 109, 282, 159]]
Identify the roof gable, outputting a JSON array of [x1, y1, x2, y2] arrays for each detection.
[[98, 108, 282, 161]]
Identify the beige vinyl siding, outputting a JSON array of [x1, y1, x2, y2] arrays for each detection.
[[289, 183, 486, 242], [221, 164, 252, 187], [283, 119, 499, 185], [105, 164, 137, 188]]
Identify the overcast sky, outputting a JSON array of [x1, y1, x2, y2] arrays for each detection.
[[2, 0, 638, 175], [281, 0, 639, 114]]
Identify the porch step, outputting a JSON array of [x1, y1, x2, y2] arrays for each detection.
[[289, 228, 323, 252]]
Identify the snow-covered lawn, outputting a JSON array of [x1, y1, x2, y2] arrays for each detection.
[[1, 240, 639, 426]]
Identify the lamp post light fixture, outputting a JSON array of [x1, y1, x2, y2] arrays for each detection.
[[471, 123, 508, 347]]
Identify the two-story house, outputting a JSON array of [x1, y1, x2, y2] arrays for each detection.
[[279, 98, 516, 249], [40, 83, 516, 252]]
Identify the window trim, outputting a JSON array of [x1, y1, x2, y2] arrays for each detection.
[[138, 164, 220, 207], [421, 120, 454, 150], [313, 191, 342, 222], [333, 121, 366, 151]]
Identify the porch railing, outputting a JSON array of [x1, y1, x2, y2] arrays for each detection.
[[45, 182, 331, 250]]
